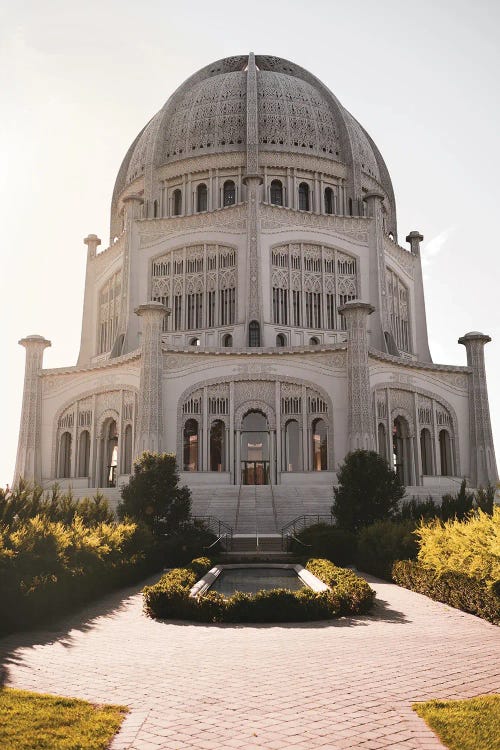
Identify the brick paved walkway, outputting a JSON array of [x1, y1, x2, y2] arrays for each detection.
[[1, 574, 499, 750]]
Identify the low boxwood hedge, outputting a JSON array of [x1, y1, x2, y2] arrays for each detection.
[[392, 560, 500, 625], [143, 557, 375, 623]]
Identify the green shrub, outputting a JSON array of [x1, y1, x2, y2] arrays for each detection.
[[392, 560, 500, 624], [332, 450, 405, 532], [290, 524, 355, 565], [356, 519, 418, 580], [118, 452, 191, 535], [398, 497, 440, 522], [161, 523, 218, 566], [143, 557, 375, 623], [416, 508, 500, 585]]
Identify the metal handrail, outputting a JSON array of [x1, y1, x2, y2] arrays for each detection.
[[204, 534, 226, 551], [288, 534, 312, 548], [192, 515, 233, 551], [281, 514, 334, 552]]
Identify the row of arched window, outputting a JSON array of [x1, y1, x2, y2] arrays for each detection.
[[182, 413, 328, 476], [152, 180, 351, 218], [57, 420, 133, 486], [377, 417, 454, 484]]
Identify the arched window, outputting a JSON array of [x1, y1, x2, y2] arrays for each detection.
[[270, 179, 283, 206], [248, 320, 260, 347], [324, 187, 334, 215], [312, 418, 327, 470], [222, 333, 233, 347], [393, 416, 411, 485], [298, 182, 310, 211], [284, 419, 301, 471], [439, 430, 452, 476], [210, 420, 225, 471], [123, 424, 133, 474], [58, 431, 72, 478], [348, 197, 354, 216], [276, 333, 286, 347], [189, 337, 200, 346], [173, 189, 182, 216], [223, 180, 236, 206], [420, 428, 432, 476], [196, 183, 208, 213], [153, 199, 159, 218], [309, 336, 319, 346], [102, 419, 118, 487], [78, 430, 90, 477], [378, 423, 387, 462], [183, 419, 199, 471]]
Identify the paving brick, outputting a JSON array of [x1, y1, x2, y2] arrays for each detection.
[[1, 573, 499, 749]]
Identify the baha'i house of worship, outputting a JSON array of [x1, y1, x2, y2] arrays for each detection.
[[14, 54, 498, 529]]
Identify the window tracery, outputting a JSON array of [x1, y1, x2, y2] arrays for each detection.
[[271, 243, 358, 331], [151, 244, 237, 332], [386, 268, 410, 353], [97, 271, 122, 354]]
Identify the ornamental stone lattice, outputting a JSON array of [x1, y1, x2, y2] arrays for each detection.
[[134, 302, 169, 455], [340, 301, 376, 452]]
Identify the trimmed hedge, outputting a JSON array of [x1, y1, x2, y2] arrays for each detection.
[[143, 557, 375, 623], [392, 560, 500, 625]]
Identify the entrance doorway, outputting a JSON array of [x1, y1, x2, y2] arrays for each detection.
[[241, 410, 270, 484]]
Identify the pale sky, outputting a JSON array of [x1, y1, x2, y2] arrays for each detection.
[[1, 0, 499, 486]]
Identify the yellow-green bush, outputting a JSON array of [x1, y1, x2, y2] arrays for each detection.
[[0, 515, 160, 633], [416, 507, 500, 586]]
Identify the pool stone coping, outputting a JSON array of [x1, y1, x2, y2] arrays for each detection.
[[189, 563, 329, 598]]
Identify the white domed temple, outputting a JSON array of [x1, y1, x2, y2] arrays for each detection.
[[14, 54, 498, 530]]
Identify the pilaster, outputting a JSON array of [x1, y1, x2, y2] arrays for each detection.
[[364, 191, 392, 354], [134, 302, 169, 456], [116, 194, 143, 356], [340, 302, 375, 452], [458, 332, 498, 487], [14, 335, 51, 484]]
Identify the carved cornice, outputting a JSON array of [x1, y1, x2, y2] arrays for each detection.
[[139, 205, 247, 246], [41, 350, 141, 378], [384, 236, 416, 279], [260, 203, 370, 243], [368, 348, 471, 375]]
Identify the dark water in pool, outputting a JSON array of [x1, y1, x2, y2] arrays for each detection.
[[210, 567, 305, 595]]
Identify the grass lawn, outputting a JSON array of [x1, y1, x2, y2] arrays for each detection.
[[413, 694, 500, 750], [0, 687, 127, 750]]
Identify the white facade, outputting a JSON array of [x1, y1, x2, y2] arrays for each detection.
[[14, 54, 498, 516]]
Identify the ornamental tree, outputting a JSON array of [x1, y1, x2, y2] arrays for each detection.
[[332, 450, 405, 532], [118, 452, 191, 535]]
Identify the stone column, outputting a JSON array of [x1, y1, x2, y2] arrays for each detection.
[[406, 230, 432, 362], [339, 302, 375, 452], [14, 335, 51, 484], [134, 302, 169, 456], [458, 332, 498, 487], [77, 234, 101, 366]]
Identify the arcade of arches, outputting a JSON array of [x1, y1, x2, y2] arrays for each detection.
[[375, 388, 457, 483]]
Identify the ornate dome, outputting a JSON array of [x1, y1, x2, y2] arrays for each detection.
[[111, 54, 396, 236]]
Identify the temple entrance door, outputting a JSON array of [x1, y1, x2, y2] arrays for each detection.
[[240, 410, 270, 485]]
